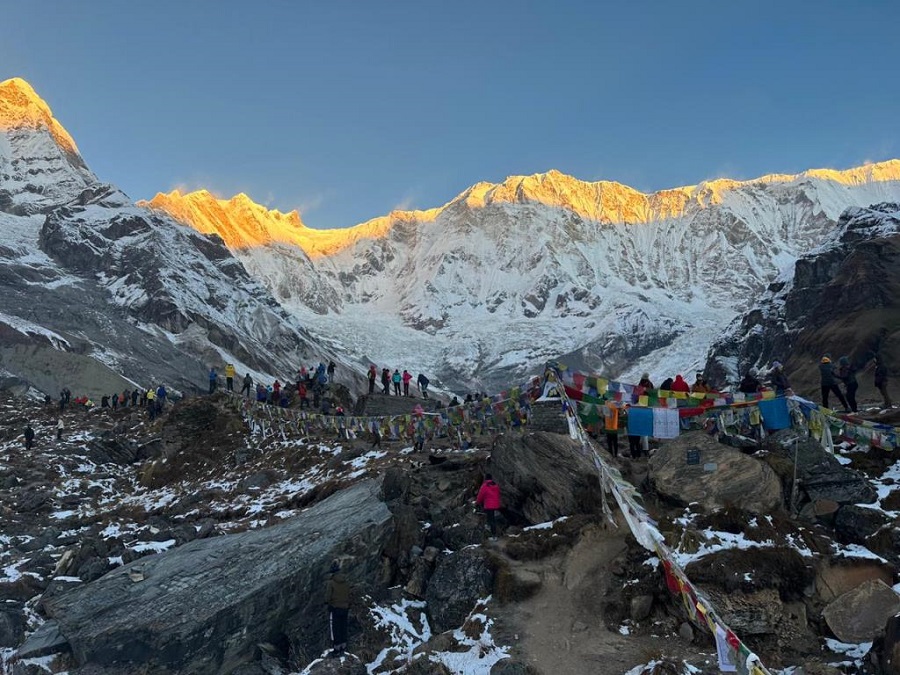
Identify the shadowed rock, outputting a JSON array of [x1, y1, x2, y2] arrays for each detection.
[[38, 479, 392, 674]]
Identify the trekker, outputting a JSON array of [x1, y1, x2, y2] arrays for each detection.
[[691, 372, 710, 394], [147, 389, 157, 421], [449, 396, 460, 407], [324, 561, 350, 657], [225, 363, 235, 392], [241, 373, 253, 398], [56, 418, 64, 441], [112, 393, 119, 410], [208, 368, 218, 394], [59, 391, 66, 412], [659, 377, 674, 390], [367, 365, 377, 395], [819, 355, 849, 411], [638, 373, 654, 390], [738, 369, 761, 394], [24, 423, 34, 450], [327, 361, 336, 382], [402, 370, 412, 397], [836, 356, 859, 413], [381, 368, 390, 395], [392, 370, 402, 396], [603, 402, 619, 458], [101, 395, 109, 409], [371, 426, 381, 449], [476, 473, 502, 539], [417, 373, 429, 399], [671, 375, 690, 393], [131, 389, 139, 406], [769, 361, 790, 395], [875, 355, 892, 408]]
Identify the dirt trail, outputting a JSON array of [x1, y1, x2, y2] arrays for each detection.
[[498, 519, 710, 674]]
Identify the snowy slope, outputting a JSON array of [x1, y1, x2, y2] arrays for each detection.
[[0, 78, 348, 396], [146, 162, 900, 390]]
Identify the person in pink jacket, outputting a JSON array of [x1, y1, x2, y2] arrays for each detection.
[[402, 370, 413, 397], [476, 473, 502, 539]]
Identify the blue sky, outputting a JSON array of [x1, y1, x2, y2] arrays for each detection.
[[2, 1, 898, 228]]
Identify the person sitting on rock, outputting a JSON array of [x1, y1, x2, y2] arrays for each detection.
[[638, 373, 654, 390], [671, 375, 690, 393], [738, 369, 761, 394], [659, 376, 674, 390], [768, 361, 791, 395], [449, 396, 459, 407], [324, 561, 350, 657], [476, 473, 502, 539]]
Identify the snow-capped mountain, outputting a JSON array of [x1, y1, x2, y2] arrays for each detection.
[[0, 77, 345, 397], [144, 162, 900, 390]]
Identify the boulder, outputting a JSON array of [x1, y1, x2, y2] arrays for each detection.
[[815, 559, 895, 603], [0, 604, 26, 648], [426, 547, 494, 633], [834, 505, 890, 544], [765, 432, 877, 506], [489, 431, 603, 523], [823, 579, 900, 643], [649, 432, 782, 513], [881, 614, 900, 675], [40, 480, 393, 674]]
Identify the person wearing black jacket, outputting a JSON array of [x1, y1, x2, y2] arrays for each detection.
[[819, 355, 849, 411], [24, 424, 34, 450], [738, 370, 761, 394], [836, 356, 859, 413]]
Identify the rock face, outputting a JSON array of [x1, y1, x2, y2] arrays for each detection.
[[765, 431, 878, 506], [649, 432, 782, 513], [425, 546, 494, 634], [706, 203, 900, 395], [38, 480, 393, 674], [489, 431, 603, 523], [822, 579, 900, 643]]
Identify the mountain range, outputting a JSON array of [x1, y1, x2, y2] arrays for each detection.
[[3, 75, 900, 396]]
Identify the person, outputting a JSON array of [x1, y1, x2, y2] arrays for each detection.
[[402, 370, 412, 397], [476, 473, 502, 539], [769, 361, 791, 395], [367, 365, 377, 395], [603, 402, 619, 458], [147, 388, 157, 421], [24, 423, 35, 451], [873, 355, 892, 408], [464, 393, 473, 404], [241, 373, 253, 398], [627, 428, 643, 458], [225, 363, 235, 392], [381, 368, 390, 395], [208, 368, 218, 394], [101, 395, 110, 409], [671, 375, 690, 393], [417, 373, 430, 399], [738, 369, 761, 395], [131, 389, 139, 406], [112, 393, 119, 410], [691, 372, 710, 394], [836, 356, 859, 413], [56, 418, 64, 441], [638, 373, 654, 390], [327, 361, 336, 382], [392, 369, 402, 396], [273, 380, 281, 400], [819, 355, 849, 411], [371, 426, 381, 449], [659, 377, 674, 390], [59, 390, 66, 412], [298, 380, 309, 408], [449, 396, 460, 407], [324, 561, 350, 657]]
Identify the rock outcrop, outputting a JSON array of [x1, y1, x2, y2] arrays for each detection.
[[822, 579, 900, 643], [649, 432, 783, 513], [32, 480, 393, 673]]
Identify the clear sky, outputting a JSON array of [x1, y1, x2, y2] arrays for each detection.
[[2, 1, 898, 228]]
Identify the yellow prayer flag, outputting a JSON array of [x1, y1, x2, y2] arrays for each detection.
[[638, 395, 649, 406]]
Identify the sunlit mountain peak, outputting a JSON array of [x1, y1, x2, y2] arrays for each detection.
[[0, 77, 82, 160]]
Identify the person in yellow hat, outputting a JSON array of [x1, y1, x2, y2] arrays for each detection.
[[819, 354, 849, 411]]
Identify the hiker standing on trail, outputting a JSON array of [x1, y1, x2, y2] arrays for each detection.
[[225, 363, 235, 392], [402, 370, 412, 397], [875, 355, 892, 408], [836, 356, 859, 413], [392, 369, 402, 396], [56, 418, 64, 441], [324, 561, 350, 657], [417, 373, 430, 399], [367, 365, 377, 395], [327, 361, 336, 382], [819, 355, 849, 411], [241, 373, 253, 398], [23, 423, 34, 451], [603, 402, 620, 458], [208, 368, 218, 395], [147, 389, 157, 421], [476, 473, 502, 539], [131, 389, 139, 406], [381, 368, 390, 395]]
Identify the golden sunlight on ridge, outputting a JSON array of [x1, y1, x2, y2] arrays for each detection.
[[0, 77, 81, 159]]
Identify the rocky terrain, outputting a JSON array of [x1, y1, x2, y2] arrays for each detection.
[[706, 202, 900, 398], [0, 380, 899, 674]]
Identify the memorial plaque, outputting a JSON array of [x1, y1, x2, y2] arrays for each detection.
[[686, 448, 700, 465]]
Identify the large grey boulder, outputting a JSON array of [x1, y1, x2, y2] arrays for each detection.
[[489, 431, 603, 523], [823, 579, 900, 643], [765, 430, 878, 505], [38, 480, 393, 674], [425, 547, 493, 633], [649, 432, 782, 513]]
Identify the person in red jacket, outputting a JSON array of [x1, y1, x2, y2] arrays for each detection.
[[476, 473, 502, 539], [402, 370, 413, 397], [671, 374, 690, 393]]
